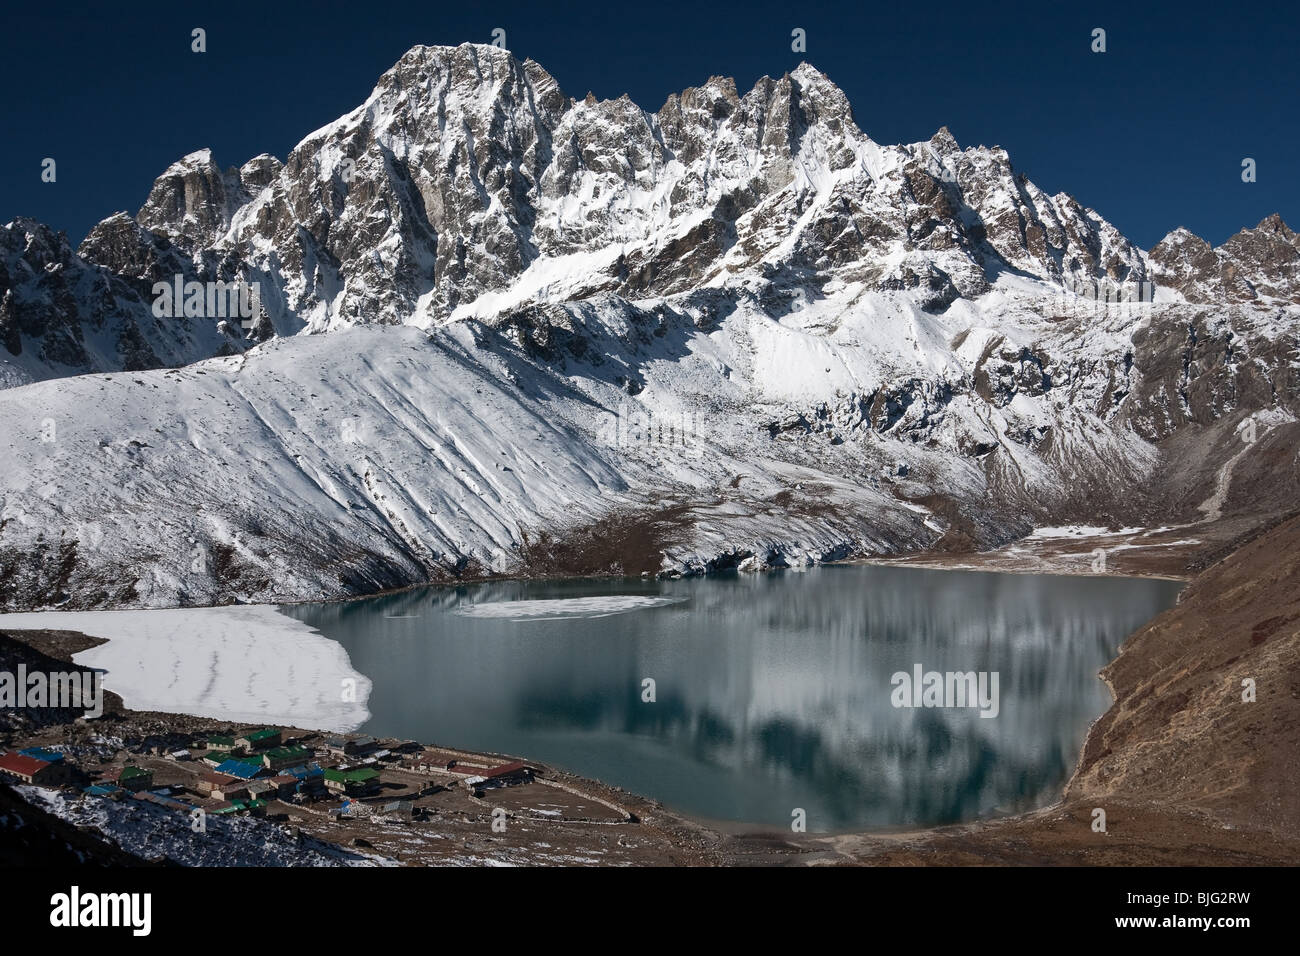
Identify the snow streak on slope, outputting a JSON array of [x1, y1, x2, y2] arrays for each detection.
[[0, 325, 638, 607], [0, 285, 1177, 611]]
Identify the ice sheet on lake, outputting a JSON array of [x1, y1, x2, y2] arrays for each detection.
[[454, 595, 686, 621], [0, 605, 370, 731]]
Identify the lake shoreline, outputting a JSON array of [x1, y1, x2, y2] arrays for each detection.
[[4, 513, 1297, 865]]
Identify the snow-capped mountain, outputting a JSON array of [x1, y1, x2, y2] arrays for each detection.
[[1149, 213, 1300, 304], [1, 43, 1297, 609]]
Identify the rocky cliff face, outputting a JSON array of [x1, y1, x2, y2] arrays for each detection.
[[6, 44, 1290, 377], [0, 217, 254, 388], [1149, 214, 1300, 305], [3, 43, 1162, 379], [0, 43, 1297, 609]]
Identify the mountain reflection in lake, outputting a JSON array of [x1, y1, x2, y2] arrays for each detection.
[[280, 564, 1181, 832]]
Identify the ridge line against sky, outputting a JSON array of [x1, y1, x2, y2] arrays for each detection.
[[2, 0, 1297, 249]]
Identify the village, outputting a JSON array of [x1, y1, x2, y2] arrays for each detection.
[[0, 721, 685, 864], [0, 626, 724, 866]]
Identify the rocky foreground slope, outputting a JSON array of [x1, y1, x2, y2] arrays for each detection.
[[1, 43, 1298, 609]]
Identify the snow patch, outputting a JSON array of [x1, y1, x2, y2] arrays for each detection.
[[0, 605, 370, 731], [454, 595, 686, 621]]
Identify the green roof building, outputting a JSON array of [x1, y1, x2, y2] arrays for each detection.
[[323, 767, 381, 794], [237, 728, 282, 750], [263, 745, 313, 770], [116, 766, 154, 792]]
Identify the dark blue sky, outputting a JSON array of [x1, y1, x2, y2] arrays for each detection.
[[2, 0, 1296, 249]]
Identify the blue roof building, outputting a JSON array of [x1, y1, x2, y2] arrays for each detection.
[[283, 762, 324, 779], [132, 791, 189, 812], [20, 747, 64, 763], [215, 759, 263, 779]]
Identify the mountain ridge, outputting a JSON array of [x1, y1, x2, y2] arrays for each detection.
[[0, 43, 1297, 610], [5, 43, 1295, 385]]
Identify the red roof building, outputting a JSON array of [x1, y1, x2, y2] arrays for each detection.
[[195, 773, 237, 796], [457, 761, 534, 788], [481, 761, 530, 779], [0, 751, 64, 786]]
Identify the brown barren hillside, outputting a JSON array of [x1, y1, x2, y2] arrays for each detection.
[[1068, 515, 1300, 837], [777, 514, 1300, 865]]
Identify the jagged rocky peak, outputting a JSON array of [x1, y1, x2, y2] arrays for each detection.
[[746, 63, 865, 166], [102, 43, 1157, 325], [1149, 226, 1218, 281], [545, 90, 662, 186], [1219, 213, 1300, 272], [239, 154, 283, 191], [10, 41, 1291, 391], [928, 126, 961, 156], [521, 56, 568, 111], [1, 216, 71, 265], [785, 61, 861, 131], [651, 61, 869, 196], [0, 216, 169, 380], [358, 42, 569, 160], [77, 211, 183, 281], [134, 148, 253, 246], [238, 42, 577, 321], [1229, 228, 1300, 303], [1150, 214, 1300, 303], [655, 75, 740, 156], [1250, 212, 1296, 237], [1152, 225, 1210, 249]]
